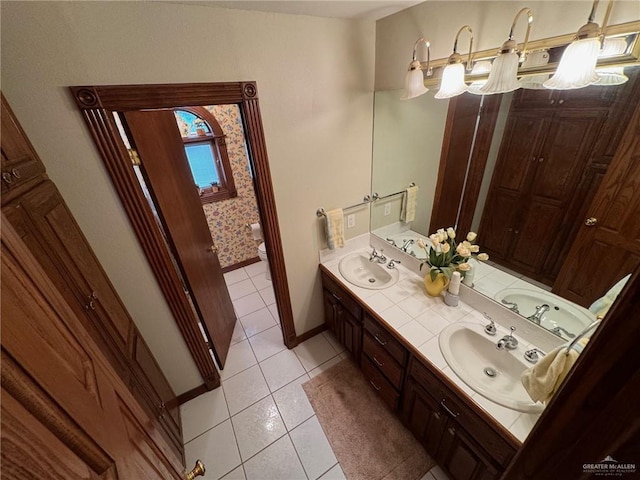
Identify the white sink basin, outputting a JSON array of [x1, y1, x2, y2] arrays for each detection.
[[439, 323, 543, 413], [494, 288, 594, 340], [338, 251, 399, 290]]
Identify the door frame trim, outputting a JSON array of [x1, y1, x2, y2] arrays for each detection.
[[69, 82, 297, 387]]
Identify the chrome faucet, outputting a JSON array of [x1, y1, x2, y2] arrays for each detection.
[[527, 304, 550, 325], [369, 247, 387, 264], [501, 299, 520, 314], [400, 239, 415, 252], [551, 326, 575, 338], [524, 348, 546, 364], [386, 238, 398, 247], [387, 259, 401, 269], [496, 326, 518, 350]]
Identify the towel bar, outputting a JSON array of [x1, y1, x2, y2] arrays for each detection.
[[316, 195, 372, 218], [372, 182, 416, 201], [564, 320, 600, 355]]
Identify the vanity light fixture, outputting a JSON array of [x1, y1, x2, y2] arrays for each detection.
[[435, 25, 474, 99], [544, 0, 614, 90], [479, 8, 534, 95], [594, 36, 629, 85], [467, 61, 493, 95], [401, 37, 432, 100], [518, 49, 550, 90]]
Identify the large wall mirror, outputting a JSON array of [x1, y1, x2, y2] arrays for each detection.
[[371, 57, 640, 342]]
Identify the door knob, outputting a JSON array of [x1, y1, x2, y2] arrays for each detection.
[[184, 460, 205, 479], [585, 217, 597, 226], [207, 244, 217, 253]]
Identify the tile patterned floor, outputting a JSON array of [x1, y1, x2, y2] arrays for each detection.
[[181, 260, 450, 480]]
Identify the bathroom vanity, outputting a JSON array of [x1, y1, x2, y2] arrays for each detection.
[[318, 237, 561, 480]]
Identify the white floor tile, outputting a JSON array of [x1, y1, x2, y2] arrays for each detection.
[[220, 465, 246, 480], [258, 286, 276, 306], [181, 387, 229, 443], [233, 292, 267, 317], [268, 304, 280, 324], [184, 420, 241, 479], [250, 272, 272, 291], [231, 396, 287, 461], [321, 330, 345, 354], [248, 325, 287, 362], [230, 320, 247, 345], [223, 365, 270, 416], [290, 416, 337, 480], [430, 465, 452, 480], [228, 278, 257, 301], [420, 472, 436, 480], [220, 339, 257, 381], [243, 435, 307, 480], [244, 261, 267, 278], [294, 334, 339, 372], [272, 374, 314, 431], [260, 349, 307, 392], [319, 463, 346, 480], [239, 307, 277, 338], [308, 355, 343, 379], [224, 268, 249, 286], [397, 320, 434, 349]]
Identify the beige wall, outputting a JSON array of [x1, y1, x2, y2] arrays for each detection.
[[1, 1, 375, 394], [376, 1, 640, 91]]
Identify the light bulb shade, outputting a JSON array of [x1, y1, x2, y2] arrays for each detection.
[[467, 60, 492, 95], [435, 63, 468, 99], [401, 67, 428, 100], [594, 67, 629, 86], [519, 50, 550, 89], [478, 52, 521, 94], [543, 37, 601, 90], [599, 37, 628, 57]]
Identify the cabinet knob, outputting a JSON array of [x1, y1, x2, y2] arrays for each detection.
[[550, 99, 555, 104], [2, 172, 13, 184], [559, 99, 565, 105], [433, 411, 441, 420], [448, 427, 456, 436], [85, 291, 98, 310], [585, 217, 598, 226], [207, 244, 217, 253], [184, 460, 206, 479], [538, 157, 544, 163], [11, 168, 21, 179]]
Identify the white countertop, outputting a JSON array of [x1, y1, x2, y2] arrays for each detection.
[[319, 234, 555, 444]]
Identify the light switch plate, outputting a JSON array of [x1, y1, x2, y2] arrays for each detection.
[[384, 203, 391, 216], [347, 214, 356, 228]]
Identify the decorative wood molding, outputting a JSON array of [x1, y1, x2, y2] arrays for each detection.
[[221, 256, 260, 274], [69, 82, 298, 380]]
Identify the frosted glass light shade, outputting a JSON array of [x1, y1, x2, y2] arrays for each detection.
[[401, 67, 428, 100], [519, 50, 550, 90], [479, 52, 521, 94], [595, 67, 629, 86], [467, 60, 492, 95], [435, 63, 468, 99], [544, 37, 601, 90]]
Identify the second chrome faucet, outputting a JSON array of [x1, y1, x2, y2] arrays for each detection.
[[496, 326, 518, 350]]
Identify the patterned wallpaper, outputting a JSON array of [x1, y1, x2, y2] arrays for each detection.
[[201, 105, 261, 269]]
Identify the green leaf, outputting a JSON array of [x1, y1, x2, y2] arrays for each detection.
[[430, 268, 439, 282]]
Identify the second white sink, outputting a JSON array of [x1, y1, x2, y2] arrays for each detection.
[[439, 322, 544, 413], [338, 251, 399, 290]]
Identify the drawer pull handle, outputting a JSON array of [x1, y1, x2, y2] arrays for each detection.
[[441, 399, 459, 418], [11, 168, 21, 179], [374, 334, 387, 346], [2, 173, 13, 184], [369, 379, 381, 391], [372, 355, 384, 368], [331, 292, 342, 302]]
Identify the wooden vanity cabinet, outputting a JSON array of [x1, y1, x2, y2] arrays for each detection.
[[402, 356, 517, 480], [0, 95, 184, 461], [321, 270, 362, 364]]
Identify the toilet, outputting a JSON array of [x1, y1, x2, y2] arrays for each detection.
[[257, 242, 271, 281]]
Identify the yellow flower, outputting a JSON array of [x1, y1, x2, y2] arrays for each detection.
[[457, 263, 471, 271], [477, 253, 489, 261], [447, 227, 456, 239], [467, 232, 477, 242], [470, 245, 480, 253], [416, 238, 426, 249], [441, 242, 451, 254], [456, 244, 471, 257]]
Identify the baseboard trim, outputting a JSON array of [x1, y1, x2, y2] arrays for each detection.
[[295, 324, 327, 345], [222, 256, 261, 274], [176, 373, 220, 405]]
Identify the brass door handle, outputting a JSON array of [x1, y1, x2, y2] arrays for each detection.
[[585, 217, 597, 226], [207, 244, 217, 253], [184, 460, 205, 479]]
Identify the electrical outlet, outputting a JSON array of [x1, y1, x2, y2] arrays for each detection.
[[384, 203, 391, 216], [347, 214, 356, 229]]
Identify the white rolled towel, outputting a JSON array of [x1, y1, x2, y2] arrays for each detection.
[[250, 222, 262, 241]]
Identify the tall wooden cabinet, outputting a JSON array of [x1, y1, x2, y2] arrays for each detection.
[[479, 73, 640, 285], [1, 95, 184, 461]]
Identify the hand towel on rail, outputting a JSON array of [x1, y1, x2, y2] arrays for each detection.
[[325, 208, 345, 250], [400, 185, 419, 223]]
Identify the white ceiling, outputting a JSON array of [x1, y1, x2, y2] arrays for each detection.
[[175, 1, 424, 20]]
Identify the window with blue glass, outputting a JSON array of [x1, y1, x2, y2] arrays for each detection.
[[173, 107, 236, 203]]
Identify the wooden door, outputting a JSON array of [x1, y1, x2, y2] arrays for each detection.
[[553, 101, 640, 306], [124, 110, 236, 368], [1, 218, 184, 479]]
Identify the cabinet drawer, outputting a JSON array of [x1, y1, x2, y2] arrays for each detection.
[[321, 271, 362, 321], [361, 355, 400, 412], [363, 314, 407, 366], [408, 357, 517, 467], [363, 332, 404, 390], [1, 156, 46, 197]]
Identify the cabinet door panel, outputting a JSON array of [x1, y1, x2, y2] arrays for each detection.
[[402, 378, 447, 455], [342, 309, 361, 364], [439, 424, 500, 480]]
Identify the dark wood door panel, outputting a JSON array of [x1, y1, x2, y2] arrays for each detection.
[[477, 190, 521, 260], [124, 109, 236, 368]]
